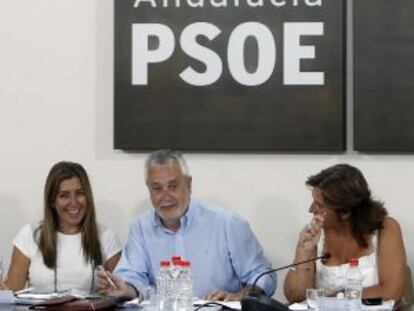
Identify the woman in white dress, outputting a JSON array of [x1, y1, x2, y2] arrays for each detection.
[[0, 161, 122, 293], [284, 164, 406, 303]]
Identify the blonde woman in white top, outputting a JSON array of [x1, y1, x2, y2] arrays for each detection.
[[284, 164, 406, 303], [0, 162, 122, 293]]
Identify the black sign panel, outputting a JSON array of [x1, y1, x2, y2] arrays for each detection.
[[354, 0, 414, 152], [114, 0, 345, 151]]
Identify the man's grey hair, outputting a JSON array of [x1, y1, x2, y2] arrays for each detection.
[[145, 149, 190, 181]]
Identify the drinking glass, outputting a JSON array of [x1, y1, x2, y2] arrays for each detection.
[[0, 256, 7, 288], [306, 288, 325, 311], [144, 285, 157, 309]]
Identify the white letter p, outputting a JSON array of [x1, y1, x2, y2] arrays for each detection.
[[132, 23, 175, 85]]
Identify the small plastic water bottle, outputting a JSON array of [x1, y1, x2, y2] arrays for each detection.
[[170, 256, 182, 311], [345, 258, 363, 311], [176, 261, 193, 311], [157, 260, 172, 311], [170, 256, 182, 279]]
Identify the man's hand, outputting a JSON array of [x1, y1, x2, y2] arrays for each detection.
[[96, 268, 137, 300], [205, 290, 243, 301], [205, 286, 255, 302]]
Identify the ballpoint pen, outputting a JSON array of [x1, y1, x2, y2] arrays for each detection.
[[98, 266, 117, 289]]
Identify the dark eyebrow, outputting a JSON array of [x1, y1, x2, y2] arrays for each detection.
[[58, 187, 85, 194]]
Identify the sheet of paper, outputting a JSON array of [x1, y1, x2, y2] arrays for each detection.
[[14, 292, 61, 305], [289, 299, 394, 311], [120, 298, 241, 310], [16, 293, 60, 300], [288, 302, 307, 310], [118, 298, 142, 308], [363, 300, 394, 310]]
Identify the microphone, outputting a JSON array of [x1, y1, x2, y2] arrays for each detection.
[[241, 253, 331, 311]]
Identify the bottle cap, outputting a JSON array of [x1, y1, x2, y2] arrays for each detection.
[[348, 258, 359, 266], [160, 260, 170, 267], [181, 261, 191, 267]]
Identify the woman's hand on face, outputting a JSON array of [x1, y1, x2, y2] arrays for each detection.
[[298, 214, 324, 251]]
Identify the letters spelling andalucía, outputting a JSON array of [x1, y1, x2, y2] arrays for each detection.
[[133, 0, 322, 9]]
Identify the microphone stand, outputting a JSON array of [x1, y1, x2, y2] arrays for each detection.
[[241, 253, 331, 311]]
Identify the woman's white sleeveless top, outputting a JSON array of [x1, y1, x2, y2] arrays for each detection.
[[315, 230, 379, 295]]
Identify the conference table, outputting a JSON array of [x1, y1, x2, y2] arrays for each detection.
[[0, 304, 412, 311]]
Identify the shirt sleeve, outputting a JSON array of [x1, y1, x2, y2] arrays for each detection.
[[114, 219, 152, 299], [13, 223, 38, 258], [100, 226, 122, 261], [225, 214, 277, 296]]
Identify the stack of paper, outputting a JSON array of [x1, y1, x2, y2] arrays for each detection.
[[14, 293, 60, 305], [289, 299, 394, 311]]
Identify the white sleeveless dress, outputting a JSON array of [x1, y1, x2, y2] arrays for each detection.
[[315, 230, 379, 296]]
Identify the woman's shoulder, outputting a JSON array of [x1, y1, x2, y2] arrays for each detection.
[[96, 223, 117, 238], [381, 216, 401, 231], [13, 222, 42, 257], [96, 224, 122, 259], [378, 216, 403, 242], [96, 224, 121, 245], [15, 222, 42, 238]]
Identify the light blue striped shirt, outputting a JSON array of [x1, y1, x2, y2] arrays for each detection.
[[115, 198, 276, 298]]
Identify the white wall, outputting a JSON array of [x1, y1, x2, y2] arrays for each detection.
[[0, 0, 413, 302]]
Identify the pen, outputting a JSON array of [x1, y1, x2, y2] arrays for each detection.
[[98, 266, 117, 289], [14, 287, 34, 295]]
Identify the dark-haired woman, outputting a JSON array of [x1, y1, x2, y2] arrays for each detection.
[[0, 162, 121, 293], [284, 164, 406, 303]]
